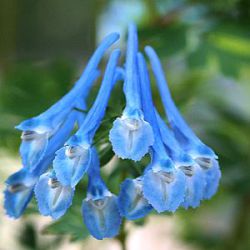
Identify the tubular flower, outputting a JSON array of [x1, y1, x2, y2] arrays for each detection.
[[82, 148, 121, 240], [109, 24, 154, 161], [138, 52, 186, 213], [53, 49, 121, 188], [16, 33, 119, 171], [4, 24, 221, 240], [145, 46, 221, 200]]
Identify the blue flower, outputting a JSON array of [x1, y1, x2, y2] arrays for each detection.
[[81, 148, 121, 240], [118, 178, 152, 220], [109, 24, 154, 161], [145, 46, 221, 200], [137, 52, 186, 213], [53, 49, 121, 187], [16, 33, 119, 171], [34, 171, 74, 219], [4, 168, 37, 218], [156, 113, 205, 209], [4, 106, 80, 218]]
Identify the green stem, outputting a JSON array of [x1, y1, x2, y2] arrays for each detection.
[[116, 220, 126, 250]]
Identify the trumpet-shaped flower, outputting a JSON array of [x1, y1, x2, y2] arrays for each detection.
[[109, 24, 154, 161], [145, 46, 221, 200], [53, 49, 121, 187], [118, 178, 152, 220], [82, 149, 121, 240], [137, 52, 185, 213], [34, 171, 74, 219], [16, 33, 119, 171]]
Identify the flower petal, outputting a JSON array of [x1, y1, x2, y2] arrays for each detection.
[[19, 132, 48, 170], [181, 166, 205, 209], [34, 173, 74, 219], [118, 178, 152, 220], [53, 145, 91, 187], [4, 168, 37, 218], [82, 195, 121, 240], [143, 168, 185, 213], [109, 116, 154, 161], [203, 160, 221, 199]]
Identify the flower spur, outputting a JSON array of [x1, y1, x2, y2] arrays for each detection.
[[109, 24, 154, 161], [53, 49, 121, 188], [16, 33, 119, 172], [145, 46, 221, 200], [137, 52, 186, 213]]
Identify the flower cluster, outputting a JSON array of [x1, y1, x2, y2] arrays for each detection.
[[4, 24, 221, 240]]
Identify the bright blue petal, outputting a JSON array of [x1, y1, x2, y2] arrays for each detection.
[[118, 178, 152, 220], [82, 195, 122, 240], [34, 172, 74, 219], [202, 160, 221, 199], [143, 168, 185, 213], [181, 166, 205, 209], [109, 115, 154, 161], [53, 143, 91, 187], [4, 168, 37, 218]]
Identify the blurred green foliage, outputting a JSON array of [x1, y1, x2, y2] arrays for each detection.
[[0, 0, 250, 249]]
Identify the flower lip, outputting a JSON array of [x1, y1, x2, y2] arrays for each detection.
[[179, 165, 195, 177], [195, 157, 213, 169], [158, 171, 175, 183], [7, 183, 29, 193], [122, 117, 141, 131], [65, 145, 88, 159], [21, 130, 44, 141], [48, 178, 61, 189]]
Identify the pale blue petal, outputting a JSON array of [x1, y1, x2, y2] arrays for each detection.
[[143, 168, 185, 213], [4, 168, 37, 218], [53, 144, 91, 188], [181, 166, 205, 209], [203, 160, 221, 199], [19, 134, 48, 170], [34, 173, 74, 219], [82, 195, 122, 240], [118, 178, 152, 220], [109, 116, 154, 161]]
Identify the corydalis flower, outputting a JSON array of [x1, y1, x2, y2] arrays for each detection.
[[82, 149, 121, 240], [118, 178, 152, 220], [53, 49, 121, 188], [145, 46, 221, 200], [156, 112, 205, 209], [109, 24, 154, 161], [34, 171, 74, 219], [4, 110, 78, 218], [16, 33, 119, 172], [137, 53, 186, 213]]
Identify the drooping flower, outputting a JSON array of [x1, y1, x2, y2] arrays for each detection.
[[118, 177, 152, 220], [4, 109, 79, 218], [156, 112, 205, 209], [145, 46, 221, 200], [16, 33, 119, 172], [53, 49, 121, 188], [82, 148, 121, 240], [137, 52, 186, 213], [34, 171, 74, 219], [109, 24, 154, 161]]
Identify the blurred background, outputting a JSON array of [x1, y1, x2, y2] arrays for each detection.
[[0, 0, 250, 249]]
